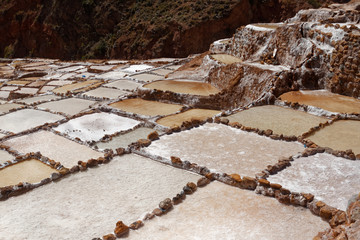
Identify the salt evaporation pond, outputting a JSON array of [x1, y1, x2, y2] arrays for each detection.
[[109, 98, 183, 117], [37, 98, 96, 116], [226, 105, 328, 136], [280, 90, 360, 114], [0, 109, 63, 133], [96, 127, 155, 151], [144, 124, 304, 177], [307, 120, 360, 154], [104, 79, 141, 91], [211, 54, 243, 64], [0, 159, 58, 187], [0, 154, 200, 239], [83, 87, 128, 99], [156, 109, 221, 127], [2, 131, 104, 168], [143, 80, 220, 96], [130, 181, 328, 240], [52, 80, 101, 94], [267, 153, 360, 211], [0, 103, 23, 114], [15, 95, 61, 105], [54, 112, 141, 142]]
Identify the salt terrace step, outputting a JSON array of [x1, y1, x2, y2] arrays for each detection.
[[280, 90, 360, 114], [109, 98, 183, 117], [0, 159, 58, 188], [2, 130, 104, 168], [225, 105, 329, 137], [95, 127, 155, 151], [129, 181, 329, 240], [0, 109, 63, 134], [143, 80, 220, 96], [53, 112, 141, 142], [307, 120, 360, 155], [267, 153, 360, 211], [156, 109, 221, 127], [143, 123, 304, 177], [36, 97, 96, 116], [0, 154, 200, 239]]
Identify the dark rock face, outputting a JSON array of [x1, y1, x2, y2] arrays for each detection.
[[0, 0, 335, 60]]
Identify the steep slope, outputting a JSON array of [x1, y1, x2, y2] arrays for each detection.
[[0, 0, 342, 60]]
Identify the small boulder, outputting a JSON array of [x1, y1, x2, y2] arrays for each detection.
[[102, 234, 116, 240], [114, 221, 129, 238], [197, 177, 210, 187], [147, 131, 159, 141], [159, 198, 172, 211], [129, 220, 143, 230]]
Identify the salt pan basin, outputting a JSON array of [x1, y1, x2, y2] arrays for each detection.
[[130, 181, 328, 240], [280, 90, 360, 114], [144, 124, 304, 177], [0, 154, 200, 239], [37, 98, 96, 116], [0, 109, 63, 133], [211, 54, 242, 64], [54, 112, 141, 142], [143, 80, 220, 96], [82, 87, 128, 99], [109, 98, 183, 117], [226, 105, 328, 136], [96, 127, 155, 150], [0, 159, 58, 187], [308, 120, 360, 155], [2, 131, 103, 168], [268, 153, 360, 211], [156, 109, 221, 127]]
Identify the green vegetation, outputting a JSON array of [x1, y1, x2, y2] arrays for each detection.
[[307, 0, 321, 8], [4, 44, 14, 58]]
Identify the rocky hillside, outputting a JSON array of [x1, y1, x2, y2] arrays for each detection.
[[0, 0, 343, 60]]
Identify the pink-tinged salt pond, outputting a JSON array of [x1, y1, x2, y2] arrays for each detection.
[[280, 90, 360, 114], [143, 80, 220, 96], [130, 181, 328, 240], [2, 131, 103, 168], [144, 123, 304, 177], [267, 153, 360, 211], [0, 154, 200, 239]]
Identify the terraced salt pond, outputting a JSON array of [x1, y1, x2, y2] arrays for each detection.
[[104, 79, 141, 91], [0, 159, 58, 187], [0, 154, 200, 239], [156, 109, 221, 127], [144, 124, 304, 177], [52, 80, 101, 94], [109, 98, 183, 117], [143, 80, 220, 96], [2, 131, 103, 168], [0, 103, 23, 114], [0, 109, 63, 133], [268, 153, 360, 211], [96, 127, 155, 151], [307, 120, 360, 154], [211, 54, 243, 64], [82, 87, 128, 99], [15, 94, 61, 105], [280, 90, 360, 114], [131, 73, 163, 82], [54, 112, 141, 142], [130, 181, 328, 240], [37, 98, 96, 116], [226, 105, 328, 136]]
